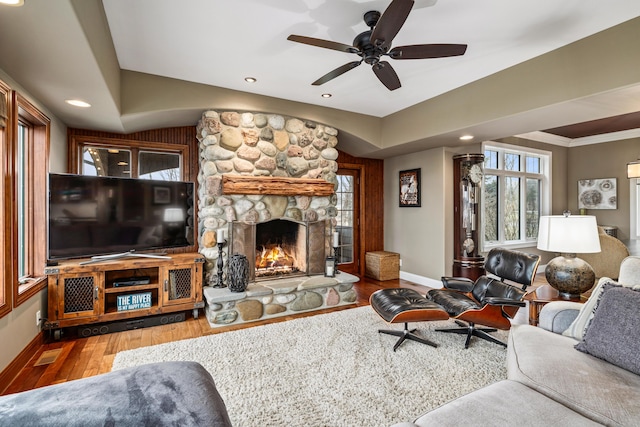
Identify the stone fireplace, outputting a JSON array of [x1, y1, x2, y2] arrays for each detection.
[[195, 110, 359, 327], [195, 110, 340, 278]]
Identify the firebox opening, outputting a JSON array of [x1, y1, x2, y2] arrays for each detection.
[[255, 219, 307, 279]]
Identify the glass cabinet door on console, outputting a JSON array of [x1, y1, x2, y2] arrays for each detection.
[[452, 154, 485, 280]]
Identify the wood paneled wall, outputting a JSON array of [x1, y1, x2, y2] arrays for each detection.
[[337, 150, 385, 261], [67, 127, 199, 255]]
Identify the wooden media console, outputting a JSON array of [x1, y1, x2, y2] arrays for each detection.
[[44, 253, 205, 336]]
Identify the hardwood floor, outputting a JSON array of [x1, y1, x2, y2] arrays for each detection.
[[2, 273, 547, 395], [2, 275, 426, 395]]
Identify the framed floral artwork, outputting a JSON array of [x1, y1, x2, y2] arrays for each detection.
[[578, 178, 617, 209]]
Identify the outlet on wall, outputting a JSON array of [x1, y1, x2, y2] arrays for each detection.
[[399, 259, 402, 267], [36, 310, 41, 327]]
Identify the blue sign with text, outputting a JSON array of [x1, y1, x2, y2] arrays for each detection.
[[116, 292, 152, 311]]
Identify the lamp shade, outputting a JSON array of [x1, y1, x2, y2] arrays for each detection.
[[163, 208, 185, 222], [537, 215, 601, 253], [628, 161, 640, 179]]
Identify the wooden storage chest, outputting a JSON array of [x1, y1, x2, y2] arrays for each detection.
[[365, 251, 400, 281]]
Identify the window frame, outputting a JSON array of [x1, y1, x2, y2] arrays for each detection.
[[0, 80, 11, 318], [481, 141, 551, 251], [12, 92, 49, 306], [631, 180, 640, 239], [69, 135, 189, 180]]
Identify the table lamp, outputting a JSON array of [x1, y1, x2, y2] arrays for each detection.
[[536, 213, 601, 299]]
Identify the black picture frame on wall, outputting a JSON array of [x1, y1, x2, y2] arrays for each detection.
[[399, 168, 421, 207]]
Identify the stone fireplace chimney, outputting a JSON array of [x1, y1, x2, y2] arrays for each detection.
[[196, 110, 340, 285]]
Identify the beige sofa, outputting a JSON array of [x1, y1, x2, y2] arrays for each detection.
[[393, 257, 640, 427]]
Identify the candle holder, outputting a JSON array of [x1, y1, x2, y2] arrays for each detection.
[[214, 240, 226, 288], [333, 246, 341, 275], [324, 256, 336, 277]]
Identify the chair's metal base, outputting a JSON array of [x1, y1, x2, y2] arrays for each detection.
[[435, 319, 506, 349], [378, 322, 439, 352]]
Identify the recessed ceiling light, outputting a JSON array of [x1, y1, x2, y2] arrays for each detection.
[[0, 0, 24, 6], [117, 161, 128, 166], [459, 135, 474, 141], [244, 77, 257, 83], [321, 93, 332, 98], [65, 99, 91, 108]]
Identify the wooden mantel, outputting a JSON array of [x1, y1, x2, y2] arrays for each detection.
[[222, 175, 335, 196]]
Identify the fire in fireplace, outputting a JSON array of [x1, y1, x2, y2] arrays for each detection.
[[254, 219, 306, 278], [256, 244, 298, 276], [230, 218, 329, 281]]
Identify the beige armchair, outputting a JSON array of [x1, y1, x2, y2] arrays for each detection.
[[579, 227, 630, 280]]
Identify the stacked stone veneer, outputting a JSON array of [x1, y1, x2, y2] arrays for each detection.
[[204, 273, 358, 327], [196, 110, 349, 325]]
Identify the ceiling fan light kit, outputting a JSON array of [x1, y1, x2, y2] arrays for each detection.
[[287, 0, 467, 91]]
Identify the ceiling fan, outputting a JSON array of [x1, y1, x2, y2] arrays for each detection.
[[287, 0, 467, 91]]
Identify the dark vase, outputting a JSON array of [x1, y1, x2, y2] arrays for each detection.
[[228, 254, 250, 292]]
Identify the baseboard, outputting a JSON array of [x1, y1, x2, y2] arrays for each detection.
[[0, 330, 44, 394], [399, 271, 443, 289]]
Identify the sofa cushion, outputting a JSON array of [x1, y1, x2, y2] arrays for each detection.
[[403, 380, 600, 427], [508, 324, 640, 426], [575, 286, 640, 375], [562, 277, 617, 340]]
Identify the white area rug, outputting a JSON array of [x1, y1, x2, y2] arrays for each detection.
[[112, 306, 508, 427]]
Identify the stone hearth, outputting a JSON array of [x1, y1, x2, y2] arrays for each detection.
[[204, 272, 359, 327]]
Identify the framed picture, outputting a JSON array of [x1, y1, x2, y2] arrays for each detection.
[[153, 186, 171, 204], [578, 178, 617, 209], [399, 168, 421, 207]]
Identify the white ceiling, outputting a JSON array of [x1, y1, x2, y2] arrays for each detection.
[[0, 0, 639, 157], [103, 0, 640, 117]]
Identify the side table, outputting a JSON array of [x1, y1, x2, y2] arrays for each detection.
[[524, 284, 588, 326]]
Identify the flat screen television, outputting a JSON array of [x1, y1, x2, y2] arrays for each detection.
[[48, 173, 195, 261]]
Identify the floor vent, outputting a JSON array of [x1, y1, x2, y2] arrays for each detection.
[[34, 349, 62, 366]]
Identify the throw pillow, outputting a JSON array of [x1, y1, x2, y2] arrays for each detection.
[[562, 277, 619, 341], [575, 286, 640, 375]]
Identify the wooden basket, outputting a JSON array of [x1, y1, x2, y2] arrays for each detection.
[[365, 251, 400, 281]]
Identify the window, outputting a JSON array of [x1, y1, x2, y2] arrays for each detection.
[[74, 137, 186, 181], [0, 84, 50, 317], [13, 93, 49, 305], [482, 142, 551, 250], [335, 173, 355, 264], [631, 181, 640, 239]]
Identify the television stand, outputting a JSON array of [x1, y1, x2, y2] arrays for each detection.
[[44, 253, 205, 337], [79, 250, 171, 265]]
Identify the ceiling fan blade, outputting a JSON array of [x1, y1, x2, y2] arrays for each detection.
[[312, 61, 362, 86], [372, 61, 401, 91], [287, 35, 358, 54], [370, 0, 414, 49], [389, 44, 468, 59]]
